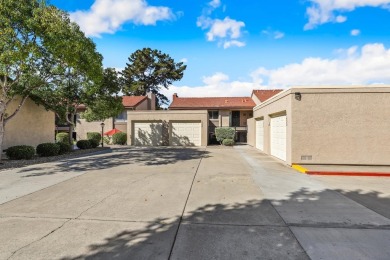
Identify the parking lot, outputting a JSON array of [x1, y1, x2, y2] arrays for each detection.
[[0, 146, 389, 259]]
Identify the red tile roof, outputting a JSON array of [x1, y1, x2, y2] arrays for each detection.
[[77, 95, 147, 110], [122, 96, 147, 108], [252, 89, 283, 102], [169, 95, 256, 109]]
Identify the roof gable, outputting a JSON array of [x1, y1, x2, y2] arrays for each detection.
[[122, 96, 147, 108], [252, 89, 283, 102]]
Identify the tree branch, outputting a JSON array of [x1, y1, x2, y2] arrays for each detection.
[[4, 96, 29, 124]]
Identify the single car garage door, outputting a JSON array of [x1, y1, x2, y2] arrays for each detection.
[[170, 121, 201, 146], [255, 119, 264, 151], [270, 115, 287, 161], [134, 122, 163, 146]]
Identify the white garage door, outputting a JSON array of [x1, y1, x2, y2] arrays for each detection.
[[255, 119, 264, 151], [270, 115, 287, 161], [171, 122, 201, 146], [134, 122, 163, 146]]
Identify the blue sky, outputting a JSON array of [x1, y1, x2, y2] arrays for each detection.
[[51, 0, 390, 99]]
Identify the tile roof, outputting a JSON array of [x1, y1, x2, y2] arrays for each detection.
[[77, 95, 147, 110], [252, 89, 283, 102], [169, 95, 256, 109], [122, 96, 147, 108]]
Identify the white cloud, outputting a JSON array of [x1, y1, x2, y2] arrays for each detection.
[[180, 58, 188, 63], [304, 0, 390, 29], [251, 43, 390, 88], [205, 17, 245, 41], [161, 72, 258, 104], [209, 0, 221, 8], [262, 29, 285, 40], [197, 2, 246, 49], [69, 0, 174, 37], [223, 40, 246, 49], [351, 29, 361, 36]]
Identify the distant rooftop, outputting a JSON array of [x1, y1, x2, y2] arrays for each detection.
[[252, 89, 283, 102], [169, 94, 256, 110]]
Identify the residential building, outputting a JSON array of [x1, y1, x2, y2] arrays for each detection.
[[4, 97, 55, 149], [247, 86, 390, 166], [75, 93, 156, 140], [169, 91, 281, 143]]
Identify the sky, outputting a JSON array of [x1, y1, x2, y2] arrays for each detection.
[[51, 0, 390, 102]]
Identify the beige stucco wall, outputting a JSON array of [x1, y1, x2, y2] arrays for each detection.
[[127, 110, 208, 146], [252, 90, 292, 164], [114, 122, 127, 133], [240, 110, 252, 126], [247, 118, 255, 146], [291, 87, 390, 165], [75, 116, 114, 140], [220, 110, 230, 127], [3, 98, 55, 149]]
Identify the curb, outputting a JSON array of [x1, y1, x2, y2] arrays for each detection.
[[291, 164, 390, 177]]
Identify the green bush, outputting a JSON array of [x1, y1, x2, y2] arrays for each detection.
[[36, 143, 60, 157], [58, 142, 72, 154], [215, 127, 235, 143], [6, 145, 35, 160], [222, 139, 235, 146], [89, 139, 99, 148], [87, 132, 101, 143], [112, 132, 127, 145], [76, 140, 92, 149], [56, 132, 70, 143], [103, 136, 111, 145]]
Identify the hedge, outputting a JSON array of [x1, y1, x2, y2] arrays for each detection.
[[222, 139, 235, 146], [76, 140, 92, 149], [36, 143, 60, 157], [215, 127, 235, 143], [58, 142, 72, 154], [112, 132, 127, 145], [56, 132, 69, 143], [87, 132, 101, 143], [6, 145, 35, 160], [89, 139, 99, 148]]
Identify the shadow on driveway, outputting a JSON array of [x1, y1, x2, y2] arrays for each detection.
[[59, 188, 390, 260], [19, 147, 210, 177]]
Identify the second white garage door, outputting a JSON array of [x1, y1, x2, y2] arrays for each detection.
[[134, 122, 163, 146], [171, 122, 201, 146], [255, 119, 264, 151], [270, 115, 287, 161]]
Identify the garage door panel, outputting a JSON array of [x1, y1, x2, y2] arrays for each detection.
[[270, 115, 287, 161], [134, 122, 163, 146], [171, 122, 201, 146], [256, 119, 264, 151]]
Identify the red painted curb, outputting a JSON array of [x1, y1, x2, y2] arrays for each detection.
[[306, 171, 390, 177]]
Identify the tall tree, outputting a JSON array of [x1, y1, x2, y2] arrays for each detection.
[[0, 0, 103, 154], [81, 68, 124, 122], [121, 48, 186, 107]]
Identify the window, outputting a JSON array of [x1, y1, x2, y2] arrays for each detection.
[[115, 111, 127, 122], [208, 110, 219, 119]]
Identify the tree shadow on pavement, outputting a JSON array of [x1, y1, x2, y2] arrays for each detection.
[[19, 147, 210, 176], [58, 188, 390, 260]]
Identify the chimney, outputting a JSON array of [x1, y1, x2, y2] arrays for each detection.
[[147, 92, 156, 110], [173, 93, 178, 99]]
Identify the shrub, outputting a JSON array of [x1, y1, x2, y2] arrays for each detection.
[[56, 132, 70, 143], [58, 142, 72, 154], [87, 132, 101, 143], [36, 143, 60, 157], [103, 136, 111, 145], [6, 145, 35, 160], [222, 139, 235, 146], [215, 127, 235, 144], [112, 132, 127, 145], [89, 139, 99, 148], [76, 140, 92, 149]]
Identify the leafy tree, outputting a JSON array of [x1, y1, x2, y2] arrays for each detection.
[[121, 48, 186, 107], [81, 68, 124, 122], [0, 0, 103, 156]]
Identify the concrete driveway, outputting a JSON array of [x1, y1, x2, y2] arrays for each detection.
[[0, 146, 389, 260]]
